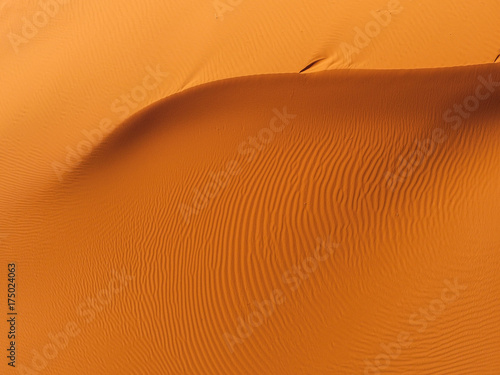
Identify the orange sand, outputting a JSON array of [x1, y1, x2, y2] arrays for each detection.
[[1, 1, 500, 374]]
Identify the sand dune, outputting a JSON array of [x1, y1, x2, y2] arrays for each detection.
[[2, 1, 500, 374], [2, 0, 500, 198], [2, 61, 499, 374]]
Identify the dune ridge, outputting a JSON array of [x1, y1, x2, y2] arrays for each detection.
[[2, 62, 499, 374]]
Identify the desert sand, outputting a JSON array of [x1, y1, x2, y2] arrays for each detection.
[[1, 1, 500, 374]]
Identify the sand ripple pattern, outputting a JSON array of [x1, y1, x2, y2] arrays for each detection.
[[1, 64, 500, 374]]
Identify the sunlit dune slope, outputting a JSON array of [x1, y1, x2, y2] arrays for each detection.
[[1, 64, 499, 374], [2, 0, 500, 202]]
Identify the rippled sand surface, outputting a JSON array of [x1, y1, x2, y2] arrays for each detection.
[[1, 1, 500, 374]]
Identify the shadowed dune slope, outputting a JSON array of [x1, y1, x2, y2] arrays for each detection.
[[2, 0, 500, 200], [1, 64, 499, 374], [2, 0, 500, 206]]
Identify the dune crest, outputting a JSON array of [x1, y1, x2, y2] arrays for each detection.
[[2, 63, 499, 374]]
